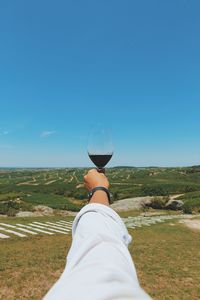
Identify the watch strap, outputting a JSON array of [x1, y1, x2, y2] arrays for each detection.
[[88, 186, 112, 203]]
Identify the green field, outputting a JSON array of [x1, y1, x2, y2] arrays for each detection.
[[0, 215, 199, 300], [0, 167, 199, 299], [0, 166, 200, 215]]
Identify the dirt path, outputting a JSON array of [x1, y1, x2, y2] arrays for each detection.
[[45, 180, 58, 185], [170, 194, 184, 200], [76, 184, 84, 189], [17, 181, 39, 186], [179, 219, 200, 231]]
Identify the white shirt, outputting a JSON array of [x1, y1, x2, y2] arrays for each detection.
[[44, 203, 151, 300]]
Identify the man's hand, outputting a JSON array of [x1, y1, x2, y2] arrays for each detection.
[[84, 169, 109, 191]]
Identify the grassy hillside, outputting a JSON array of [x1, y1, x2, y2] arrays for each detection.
[[0, 166, 200, 215], [0, 215, 199, 299]]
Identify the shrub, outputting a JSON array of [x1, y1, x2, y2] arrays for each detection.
[[141, 186, 169, 196], [0, 201, 19, 216], [0, 200, 33, 216], [182, 198, 200, 214], [7, 208, 18, 217], [64, 203, 84, 212], [147, 196, 168, 209], [182, 203, 193, 214], [73, 190, 87, 200]]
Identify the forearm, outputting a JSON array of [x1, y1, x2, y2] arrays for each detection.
[[89, 190, 109, 206], [45, 205, 151, 300]]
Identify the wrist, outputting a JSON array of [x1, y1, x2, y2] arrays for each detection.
[[89, 190, 109, 206], [88, 186, 110, 206]]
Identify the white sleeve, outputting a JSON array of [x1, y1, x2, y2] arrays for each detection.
[[44, 203, 151, 300]]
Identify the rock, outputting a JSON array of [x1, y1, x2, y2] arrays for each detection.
[[111, 197, 152, 211], [165, 200, 184, 210], [55, 210, 77, 217], [16, 211, 36, 217], [34, 205, 54, 215]]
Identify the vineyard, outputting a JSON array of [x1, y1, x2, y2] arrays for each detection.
[[0, 166, 200, 216]]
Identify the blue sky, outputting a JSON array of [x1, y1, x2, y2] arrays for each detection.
[[0, 0, 200, 167]]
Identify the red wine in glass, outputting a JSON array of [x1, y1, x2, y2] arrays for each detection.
[[87, 126, 113, 172]]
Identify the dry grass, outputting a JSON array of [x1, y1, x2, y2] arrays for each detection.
[[0, 234, 71, 300], [129, 220, 200, 299], [0, 217, 199, 299]]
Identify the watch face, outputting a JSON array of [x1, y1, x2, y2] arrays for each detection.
[[88, 191, 92, 199]]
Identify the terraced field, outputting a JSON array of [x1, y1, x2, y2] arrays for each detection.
[[0, 166, 200, 216]]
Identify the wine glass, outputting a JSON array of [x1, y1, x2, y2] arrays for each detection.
[[87, 125, 114, 173]]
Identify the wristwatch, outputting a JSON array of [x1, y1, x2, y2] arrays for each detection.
[[88, 186, 113, 204]]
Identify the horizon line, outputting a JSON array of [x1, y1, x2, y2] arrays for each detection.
[[0, 165, 199, 169]]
